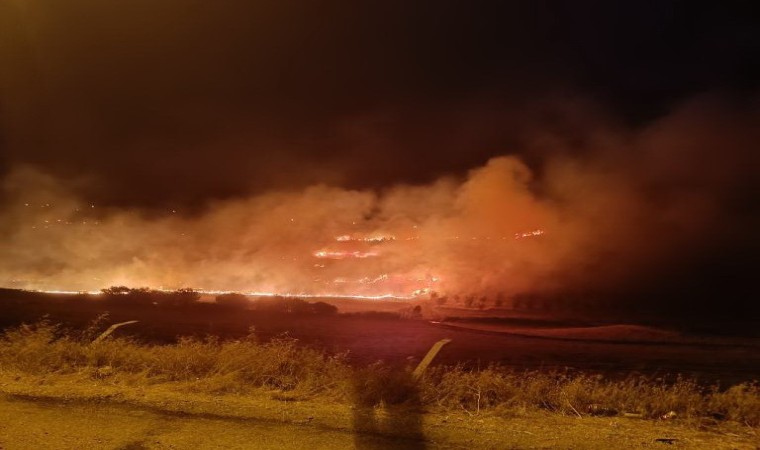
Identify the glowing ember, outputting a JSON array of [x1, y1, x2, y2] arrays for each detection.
[[313, 249, 379, 259], [335, 234, 396, 243], [514, 229, 545, 239]]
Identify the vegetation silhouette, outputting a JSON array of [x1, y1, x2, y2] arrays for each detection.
[[101, 286, 200, 308]]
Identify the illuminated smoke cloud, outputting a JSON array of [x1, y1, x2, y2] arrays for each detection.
[[0, 96, 756, 306]]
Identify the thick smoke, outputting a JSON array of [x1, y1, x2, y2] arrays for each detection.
[[0, 97, 757, 311]]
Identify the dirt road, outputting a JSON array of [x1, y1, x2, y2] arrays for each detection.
[[1, 394, 757, 450], [0, 396, 423, 450]]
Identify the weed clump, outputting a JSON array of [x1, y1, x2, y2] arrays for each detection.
[[0, 321, 347, 397]]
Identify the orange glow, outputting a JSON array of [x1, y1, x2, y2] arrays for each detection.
[[3, 159, 561, 300]]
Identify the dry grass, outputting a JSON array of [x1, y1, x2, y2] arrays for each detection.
[[0, 319, 349, 397], [0, 319, 758, 427], [419, 365, 759, 425]]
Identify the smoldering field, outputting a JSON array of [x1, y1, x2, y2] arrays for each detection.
[[1, 96, 757, 320]]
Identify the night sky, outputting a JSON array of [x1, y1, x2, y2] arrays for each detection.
[[1, 1, 758, 315], [2, 1, 758, 206]]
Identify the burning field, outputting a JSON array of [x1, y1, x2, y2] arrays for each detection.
[[1, 97, 757, 320], [1, 69, 759, 450], [2, 2, 760, 447]]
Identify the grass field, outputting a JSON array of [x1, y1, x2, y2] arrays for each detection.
[[3, 291, 760, 385], [1, 319, 758, 427]]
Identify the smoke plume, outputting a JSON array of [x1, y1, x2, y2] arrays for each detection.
[[0, 96, 757, 314]]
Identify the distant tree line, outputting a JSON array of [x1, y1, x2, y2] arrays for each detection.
[[430, 292, 504, 310], [98, 287, 338, 316], [100, 286, 201, 308], [429, 290, 632, 316]]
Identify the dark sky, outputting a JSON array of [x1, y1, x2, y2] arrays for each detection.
[[1, 1, 759, 207]]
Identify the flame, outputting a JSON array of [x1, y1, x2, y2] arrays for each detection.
[[514, 229, 545, 239], [31, 288, 417, 301], [335, 234, 396, 243], [313, 249, 379, 259], [14, 228, 544, 299]]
